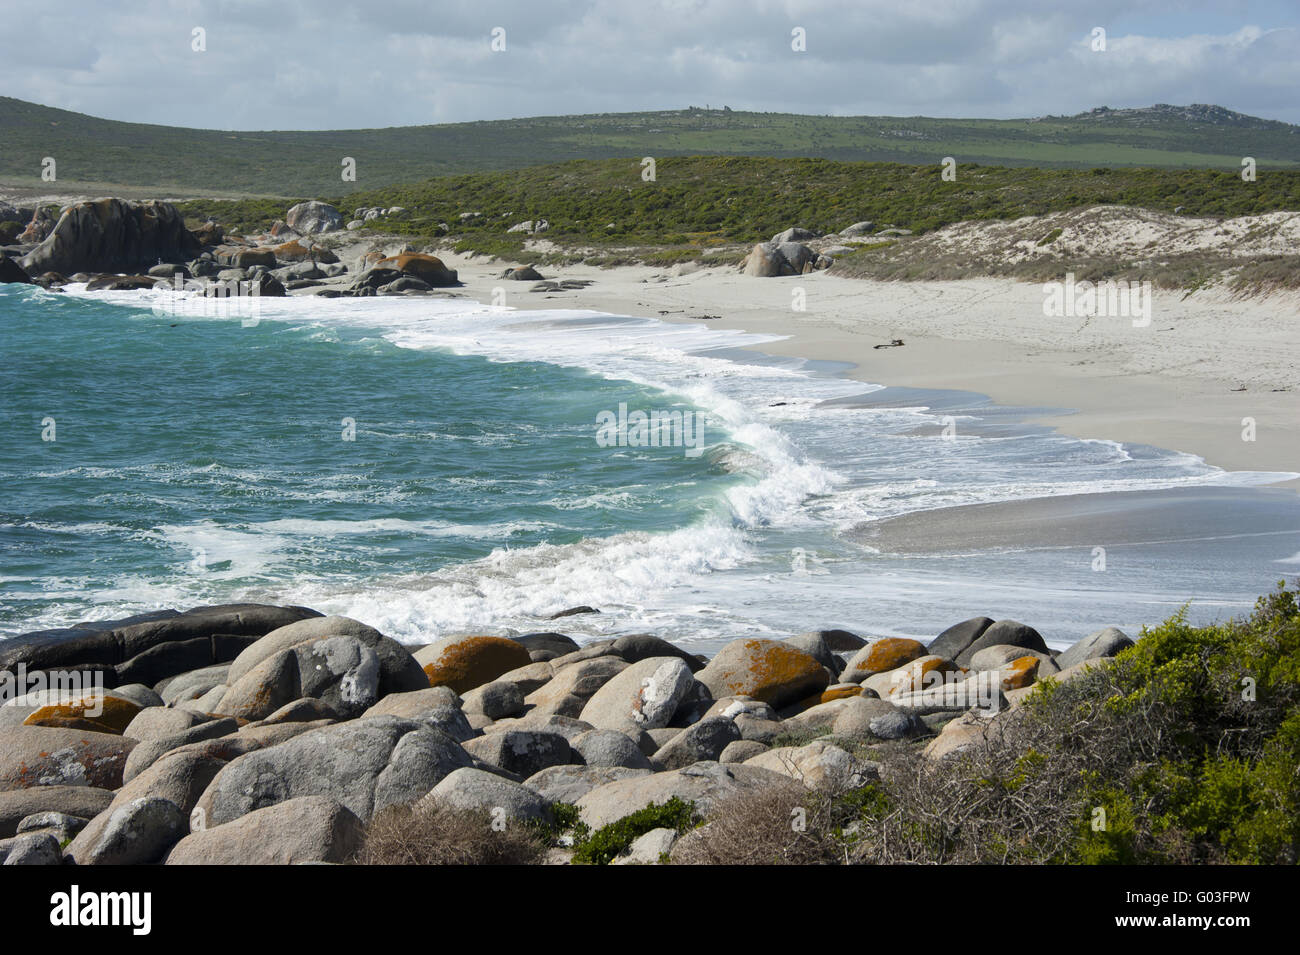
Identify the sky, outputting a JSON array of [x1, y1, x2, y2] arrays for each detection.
[[4, 0, 1298, 129]]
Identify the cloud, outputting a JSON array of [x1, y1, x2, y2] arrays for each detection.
[[1, 0, 1297, 128]]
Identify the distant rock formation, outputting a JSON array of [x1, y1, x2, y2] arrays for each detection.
[[285, 201, 344, 235], [20, 199, 200, 276]]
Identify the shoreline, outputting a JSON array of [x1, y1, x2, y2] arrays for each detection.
[[433, 251, 1300, 491]]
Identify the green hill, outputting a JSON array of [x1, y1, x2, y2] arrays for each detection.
[[2, 98, 1298, 198]]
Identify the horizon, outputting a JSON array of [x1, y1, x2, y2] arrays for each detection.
[[3, 1, 1298, 129], [6, 94, 1298, 136]]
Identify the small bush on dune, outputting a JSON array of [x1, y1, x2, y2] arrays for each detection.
[[356, 803, 548, 865]]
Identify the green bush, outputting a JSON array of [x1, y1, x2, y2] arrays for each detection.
[[571, 797, 700, 865]]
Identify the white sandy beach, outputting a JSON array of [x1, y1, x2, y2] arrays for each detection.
[[435, 252, 1300, 489]]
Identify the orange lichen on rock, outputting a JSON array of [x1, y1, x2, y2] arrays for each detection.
[[1000, 656, 1041, 691], [420, 636, 532, 694], [887, 655, 958, 695], [22, 695, 141, 735], [697, 638, 829, 709], [819, 685, 863, 703], [374, 253, 458, 286], [845, 637, 927, 679]]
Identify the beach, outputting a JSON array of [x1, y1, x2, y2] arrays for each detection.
[[440, 252, 1300, 487]]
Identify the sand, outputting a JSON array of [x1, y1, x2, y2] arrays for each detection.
[[429, 251, 1300, 490]]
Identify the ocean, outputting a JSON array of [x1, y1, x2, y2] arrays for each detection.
[[2, 281, 1298, 653]]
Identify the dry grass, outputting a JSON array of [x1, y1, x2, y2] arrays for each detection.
[[355, 803, 548, 866], [671, 787, 847, 865]]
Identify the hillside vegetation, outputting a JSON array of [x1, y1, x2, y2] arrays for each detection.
[[172, 157, 1300, 264], [2, 97, 1298, 197]]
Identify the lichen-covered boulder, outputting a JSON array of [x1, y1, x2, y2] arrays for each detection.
[[841, 637, 928, 683], [373, 252, 458, 286], [416, 635, 533, 693], [0, 726, 137, 790], [695, 638, 828, 709], [15, 691, 142, 734]]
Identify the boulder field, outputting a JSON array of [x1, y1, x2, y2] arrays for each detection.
[[0, 198, 461, 297], [0, 603, 1132, 864]]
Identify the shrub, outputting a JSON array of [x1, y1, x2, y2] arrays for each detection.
[[671, 787, 848, 865], [571, 797, 700, 865], [847, 581, 1300, 864], [355, 803, 548, 865]]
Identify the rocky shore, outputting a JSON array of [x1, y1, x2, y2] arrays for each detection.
[[0, 196, 843, 297], [0, 603, 1132, 865]]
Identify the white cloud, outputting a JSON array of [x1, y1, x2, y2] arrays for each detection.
[[1, 1, 1296, 127]]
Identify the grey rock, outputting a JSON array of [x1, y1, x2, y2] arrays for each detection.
[[523, 765, 651, 805], [528, 655, 627, 712], [0, 832, 62, 865], [571, 729, 653, 769], [462, 730, 573, 778], [66, 797, 186, 865], [461, 681, 525, 720], [578, 656, 694, 731], [956, 620, 1049, 667], [196, 716, 473, 825], [719, 740, 768, 763], [831, 695, 923, 741], [652, 716, 741, 770], [926, 617, 994, 661], [1056, 627, 1133, 669], [575, 760, 801, 829], [839, 221, 876, 237], [285, 201, 344, 235], [422, 767, 552, 823], [745, 740, 879, 791], [0, 786, 114, 838], [122, 717, 238, 781], [799, 629, 866, 651], [771, 227, 820, 244], [17, 811, 89, 840], [158, 664, 230, 704], [610, 634, 704, 671], [612, 826, 677, 865], [166, 795, 363, 864]]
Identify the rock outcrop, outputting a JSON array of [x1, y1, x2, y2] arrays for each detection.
[[19, 199, 200, 276]]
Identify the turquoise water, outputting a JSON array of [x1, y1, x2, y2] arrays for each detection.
[[0, 285, 740, 634], [2, 281, 1298, 651]]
